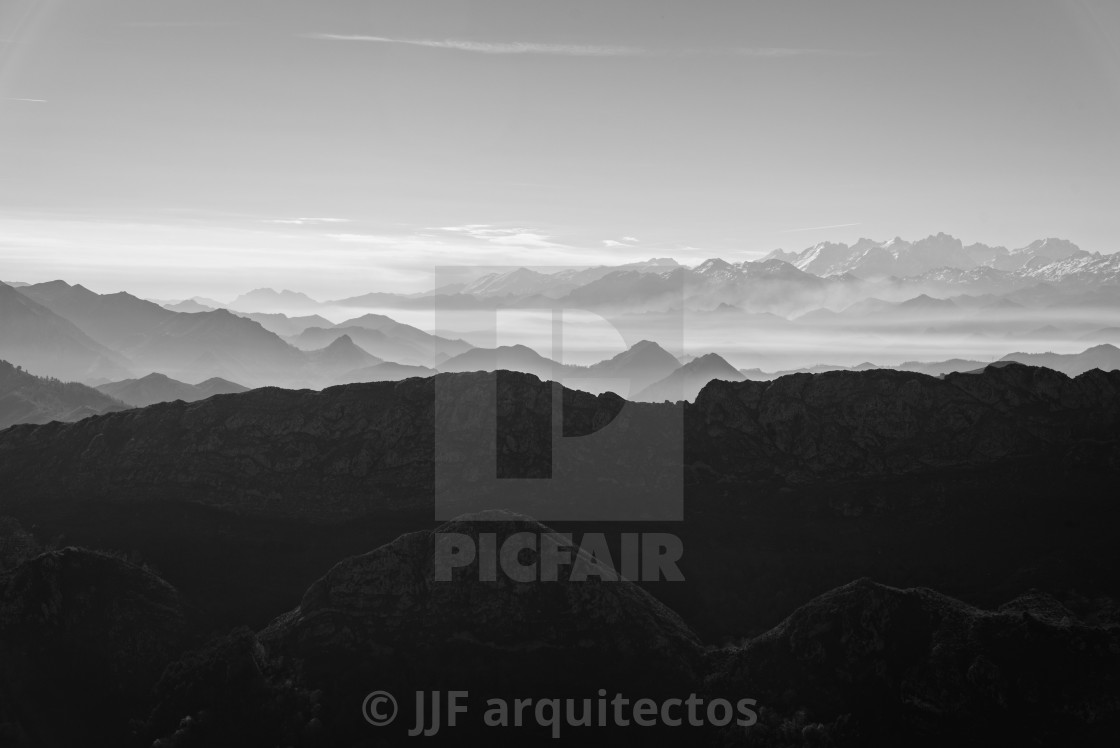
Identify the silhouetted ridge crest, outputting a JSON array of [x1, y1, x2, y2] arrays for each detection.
[[0, 367, 1117, 519]]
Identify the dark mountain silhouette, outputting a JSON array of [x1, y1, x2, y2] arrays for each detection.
[[4, 364, 1115, 521], [0, 548, 189, 746], [708, 578, 1120, 746], [686, 363, 1120, 483], [260, 512, 701, 694], [3, 522, 1110, 746], [1, 365, 1118, 745], [95, 372, 250, 408], [0, 359, 128, 429], [634, 352, 744, 402], [0, 283, 131, 382]]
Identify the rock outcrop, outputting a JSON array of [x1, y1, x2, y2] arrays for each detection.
[[260, 512, 702, 689], [689, 363, 1120, 483], [0, 548, 189, 746], [707, 579, 1120, 746], [0, 365, 1116, 519]]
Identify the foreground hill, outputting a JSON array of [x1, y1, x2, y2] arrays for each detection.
[[2, 521, 1115, 747], [0, 548, 189, 746], [0, 359, 129, 429]]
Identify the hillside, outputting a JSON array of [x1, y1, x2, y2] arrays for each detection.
[[2, 364, 1117, 519], [0, 359, 129, 429], [0, 283, 132, 382]]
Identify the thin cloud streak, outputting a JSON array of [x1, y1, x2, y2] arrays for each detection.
[[308, 35, 642, 56], [306, 34, 860, 58], [3, 97, 46, 103], [776, 222, 863, 233]]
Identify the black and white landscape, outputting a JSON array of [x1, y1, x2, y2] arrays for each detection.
[[2, 2, 1120, 747]]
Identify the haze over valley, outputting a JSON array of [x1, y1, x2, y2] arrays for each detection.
[[4, 232, 1116, 410]]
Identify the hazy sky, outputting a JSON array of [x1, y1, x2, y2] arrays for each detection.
[[1, 0, 1119, 298]]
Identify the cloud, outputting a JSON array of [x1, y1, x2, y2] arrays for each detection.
[[3, 97, 46, 103], [306, 34, 861, 59], [777, 222, 862, 234], [436, 225, 559, 248], [308, 34, 642, 56], [604, 236, 641, 247], [326, 233, 401, 245], [265, 217, 350, 226]]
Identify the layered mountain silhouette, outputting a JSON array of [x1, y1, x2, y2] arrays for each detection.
[[0, 359, 128, 429], [161, 299, 214, 313], [234, 311, 333, 337], [16, 282, 310, 387], [228, 288, 321, 313], [337, 360, 436, 383], [635, 352, 745, 402], [438, 343, 561, 380], [290, 320, 470, 368], [0, 282, 131, 381], [95, 372, 249, 408], [574, 338, 681, 394], [998, 343, 1120, 376], [305, 334, 381, 372]]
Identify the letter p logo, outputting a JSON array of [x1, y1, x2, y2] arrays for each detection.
[[432, 265, 684, 521]]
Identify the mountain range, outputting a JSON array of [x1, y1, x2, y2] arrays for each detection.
[[765, 234, 1092, 278], [2, 363, 1118, 744]]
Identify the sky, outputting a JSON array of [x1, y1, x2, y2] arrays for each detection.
[[1, 0, 1119, 299]]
